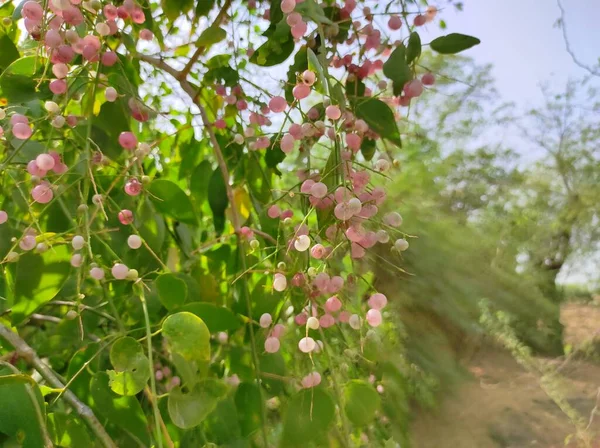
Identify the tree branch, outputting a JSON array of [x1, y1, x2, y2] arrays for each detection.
[[0, 323, 118, 448]]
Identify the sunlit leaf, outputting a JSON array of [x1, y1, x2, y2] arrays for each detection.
[[107, 337, 151, 396]]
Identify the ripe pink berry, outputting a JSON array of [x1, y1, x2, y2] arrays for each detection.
[[280, 133, 295, 153], [414, 14, 426, 26], [112, 263, 129, 280], [319, 314, 335, 328], [404, 79, 424, 98], [105, 87, 118, 102], [388, 15, 402, 30], [325, 105, 342, 120], [36, 153, 55, 171], [118, 132, 137, 150], [346, 133, 362, 151], [131, 7, 145, 24], [124, 178, 142, 196], [272, 323, 286, 338], [301, 371, 322, 388], [286, 11, 302, 26], [325, 296, 342, 313], [118, 209, 134, 225], [291, 21, 307, 39], [281, 0, 296, 14], [302, 70, 316, 86], [292, 83, 310, 100], [0, 211, 7, 225], [45, 29, 62, 48], [422, 72, 435, 86], [310, 182, 327, 199], [22, 1, 44, 21], [101, 51, 118, 66], [10, 114, 29, 126], [49, 79, 67, 95], [366, 309, 382, 327], [267, 204, 281, 219], [70, 253, 83, 267], [310, 244, 326, 259], [298, 337, 316, 353], [27, 160, 46, 177], [19, 234, 36, 251], [368, 293, 388, 310], [90, 267, 105, 280], [13, 123, 32, 140], [273, 273, 287, 292], [31, 182, 53, 203], [269, 96, 287, 113], [264, 337, 280, 353]]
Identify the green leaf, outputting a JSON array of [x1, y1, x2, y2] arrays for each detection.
[[0, 56, 49, 103], [196, 26, 226, 47], [360, 138, 376, 161], [354, 98, 401, 147], [383, 45, 413, 96], [250, 22, 295, 67], [148, 179, 197, 225], [162, 0, 193, 21], [47, 413, 92, 448], [8, 244, 71, 325], [9, 139, 45, 164], [0, 34, 20, 71], [281, 389, 335, 446], [195, 0, 215, 18], [156, 273, 188, 310], [208, 168, 228, 234], [90, 372, 151, 447], [162, 312, 210, 363], [430, 33, 481, 54], [0, 362, 51, 448], [344, 380, 381, 426], [107, 337, 151, 396], [179, 302, 241, 333], [307, 48, 328, 94], [259, 352, 285, 396], [406, 32, 422, 65], [190, 160, 213, 206], [234, 383, 262, 437], [168, 378, 228, 429], [203, 398, 242, 444]]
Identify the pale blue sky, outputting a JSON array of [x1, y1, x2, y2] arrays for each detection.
[[421, 0, 599, 105]]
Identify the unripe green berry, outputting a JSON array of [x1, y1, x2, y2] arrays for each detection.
[[249, 239, 259, 250], [65, 310, 78, 320]]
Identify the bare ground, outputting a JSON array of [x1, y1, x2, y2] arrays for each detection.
[[411, 304, 600, 448]]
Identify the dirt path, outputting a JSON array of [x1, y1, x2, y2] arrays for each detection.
[[411, 305, 600, 447]]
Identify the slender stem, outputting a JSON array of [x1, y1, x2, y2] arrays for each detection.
[[144, 387, 175, 448], [137, 284, 163, 448], [0, 323, 117, 448]]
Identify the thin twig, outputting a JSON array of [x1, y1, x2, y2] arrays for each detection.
[[0, 323, 117, 448]]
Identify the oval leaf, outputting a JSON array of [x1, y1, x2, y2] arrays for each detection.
[[168, 378, 228, 429], [107, 337, 151, 396], [354, 98, 402, 148], [148, 179, 197, 225], [156, 273, 188, 310], [344, 380, 381, 426], [430, 33, 481, 54], [406, 32, 422, 64], [208, 168, 229, 234], [197, 26, 226, 47], [162, 312, 210, 362], [281, 388, 335, 446], [178, 302, 241, 333], [383, 44, 412, 97]]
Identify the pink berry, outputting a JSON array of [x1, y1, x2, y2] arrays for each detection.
[[19, 235, 36, 251], [49, 79, 67, 95], [22, 1, 44, 21], [10, 114, 29, 126], [36, 154, 55, 171], [112, 263, 129, 280], [414, 15, 426, 26], [422, 73, 435, 86], [124, 178, 142, 196], [259, 313, 272, 328], [325, 105, 341, 120], [267, 204, 281, 219], [0, 211, 7, 225], [295, 312, 308, 325], [281, 0, 296, 14], [301, 371, 321, 388], [273, 273, 287, 292], [105, 87, 118, 102], [90, 267, 105, 280], [127, 234, 142, 249], [70, 254, 83, 267], [291, 21, 307, 39], [319, 314, 335, 328], [264, 337, 280, 353], [292, 84, 310, 100], [272, 323, 285, 338], [45, 29, 62, 48], [388, 15, 402, 30], [31, 182, 53, 203], [118, 209, 134, 225], [310, 244, 326, 259], [404, 79, 424, 98], [13, 123, 32, 140], [269, 96, 287, 113], [368, 293, 388, 310], [298, 337, 316, 353], [118, 132, 138, 150], [366, 309, 382, 327], [27, 160, 46, 177], [280, 133, 295, 153], [310, 182, 327, 199], [325, 296, 342, 313], [302, 70, 316, 86], [131, 7, 145, 23], [139, 29, 153, 41], [101, 51, 118, 66], [286, 11, 302, 26], [346, 133, 362, 151]]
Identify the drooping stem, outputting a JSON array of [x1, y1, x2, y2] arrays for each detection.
[[0, 323, 118, 448], [137, 284, 164, 448]]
